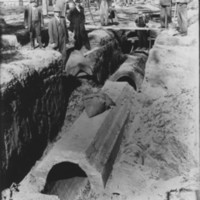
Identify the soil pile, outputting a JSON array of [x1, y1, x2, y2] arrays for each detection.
[[87, 6, 199, 200]]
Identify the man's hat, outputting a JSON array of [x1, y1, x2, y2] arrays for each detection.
[[54, 6, 61, 12]]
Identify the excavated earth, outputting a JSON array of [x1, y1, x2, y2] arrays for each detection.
[[0, 2, 152, 191], [46, 18, 200, 200], [1, 1, 199, 200], [0, 27, 126, 192], [91, 16, 199, 200]]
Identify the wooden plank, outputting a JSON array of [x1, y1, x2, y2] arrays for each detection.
[[85, 25, 162, 31]]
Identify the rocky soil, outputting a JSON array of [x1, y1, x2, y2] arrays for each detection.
[[85, 13, 199, 200], [1, 1, 199, 200], [72, 2, 199, 199]]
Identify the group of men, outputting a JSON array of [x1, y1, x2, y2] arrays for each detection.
[[24, 0, 190, 62], [135, 11, 149, 49], [160, 0, 189, 36], [24, 0, 90, 66], [134, 0, 189, 49]]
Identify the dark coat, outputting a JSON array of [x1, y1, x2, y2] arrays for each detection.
[[109, 9, 115, 19], [48, 16, 69, 64], [67, 6, 85, 32], [24, 5, 44, 31], [135, 15, 149, 48], [67, 6, 90, 50], [135, 15, 149, 27]]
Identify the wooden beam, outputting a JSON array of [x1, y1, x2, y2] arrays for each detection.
[[85, 25, 162, 31]]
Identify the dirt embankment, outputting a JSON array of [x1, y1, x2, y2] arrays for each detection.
[[88, 9, 199, 200], [0, 24, 126, 192]]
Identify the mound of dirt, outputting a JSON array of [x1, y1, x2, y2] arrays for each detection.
[[88, 7, 199, 200]]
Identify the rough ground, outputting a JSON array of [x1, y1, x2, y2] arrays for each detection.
[[58, 79, 101, 138], [1, 1, 199, 200], [70, 3, 199, 200], [85, 17, 199, 200]]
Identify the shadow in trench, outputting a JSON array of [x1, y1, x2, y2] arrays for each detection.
[[0, 75, 81, 191], [42, 162, 88, 200], [49, 75, 82, 141], [15, 28, 49, 46], [117, 76, 137, 90]]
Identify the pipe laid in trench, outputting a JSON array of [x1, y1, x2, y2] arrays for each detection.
[[109, 52, 148, 91], [7, 49, 148, 200], [11, 81, 136, 200], [3, 31, 148, 200], [42, 162, 89, 200]]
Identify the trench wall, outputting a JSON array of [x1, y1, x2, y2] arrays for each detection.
[[0, 50, 68, 190], [0, 29, 123, 190]]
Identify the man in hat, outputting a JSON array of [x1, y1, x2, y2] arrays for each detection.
[[108, 2, 118, 24], [160, 0, 172, 29], [67, 0, 91, 50], [135, 11, 149, 49], [24, 0, 44, 49], [48, 6, 69, 65]]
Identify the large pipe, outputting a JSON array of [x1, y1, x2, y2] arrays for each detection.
[[109, 53, 147, 91], [11, 81, 136, 200]]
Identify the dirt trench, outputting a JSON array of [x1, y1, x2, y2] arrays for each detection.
[[38, 33, 149, 200], [40, 20, 199, 200], [0, 23, 150, 199], [1, 1, 199, 199]]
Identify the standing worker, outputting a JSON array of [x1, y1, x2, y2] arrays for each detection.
[[67, 0, 91, 50], [160, 0, 172, 28], [48, 6, 69, 66], [54, 0, 68, 17], [175, 0, 189, 36], [135, 11, 149, 49], [108, 2, 118, 24], [24, 0, 44, 49], [99, 0, 109, 26]]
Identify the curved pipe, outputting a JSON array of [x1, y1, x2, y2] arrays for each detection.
[[111, 72, 137, 90], [42, 162, 88, 200], [109, 54, 147, 91], [44, 162, 87, 183], [13, 82, 133, 199]]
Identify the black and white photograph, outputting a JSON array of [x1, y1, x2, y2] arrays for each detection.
[[0, 0, 199, 199]]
